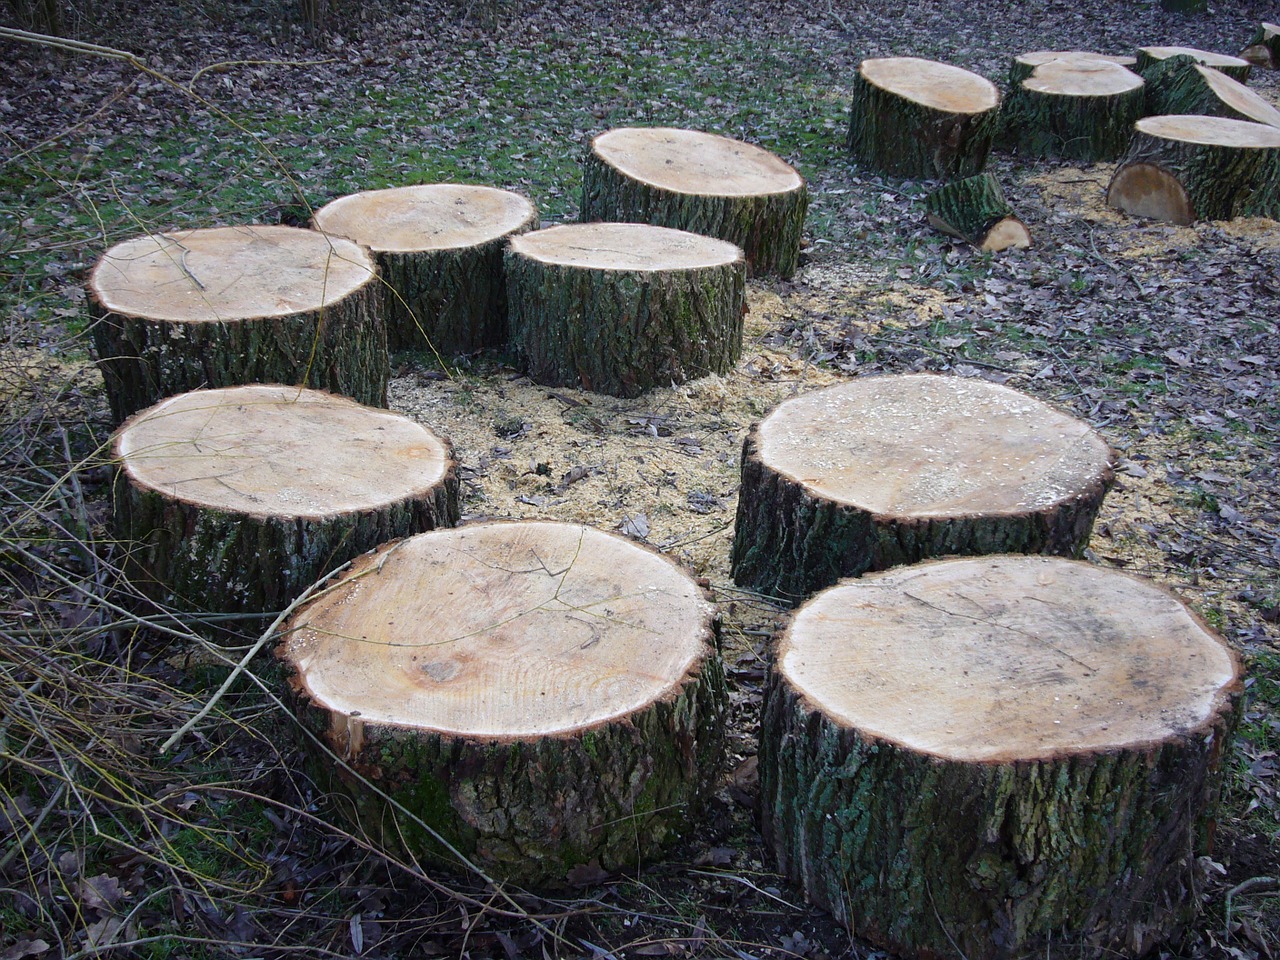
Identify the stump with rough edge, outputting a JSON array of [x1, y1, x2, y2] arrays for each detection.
[[313, 185, 537, 356], [276, 521, 728, 887], [730, 374, 1114, 605], [1006, 50, 1137, 89], [89, 225, 387, 423], [506, 222, 745, 398], [1241, 22, 1280, 70], [1144, 56, 1280, 128], [1000, 57, 1145, 161], [580, 127, 808, 279], [761, 555, 1242, 960], [924, 174, 1031, 250], [113, 384, 458, 632], [847, 57, 1001, 180], [1107, 115, 1280, 224], [1136, 45, 1253, 84]]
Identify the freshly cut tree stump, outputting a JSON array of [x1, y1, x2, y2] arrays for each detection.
[[924, 174, 1031, 250], [1107, 115, 1280, 224], [113, 384, 458, 628], [1000, 57, 1145, 161], [1006, 50, 1137, 89], [760, 555, 1242, 960], [1241, 22, 1280, 70], [277, 521, 728, 886], [1136, 45, 1253, 84], [506, 222, 745, 398], [312, 185, 537, 356], [730, 374, 1114, 604], [89, 225, 386, 423], [847, 57, 1001, 179], [580, 127, 808, 279], [1143, 55, 1280, 127]]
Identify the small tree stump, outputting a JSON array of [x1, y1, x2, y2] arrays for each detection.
[[1144, 55, 1280, 127], [89, 225, 386, 423], [313, 185, 537, 356], [924, 174, 1031, 250], [1005, 50, 1137, 90], [1000, 57, 1145, 161], [730, 374, 1114, 604], [506, 222, 745, 398], [1241, 22, 1280, 70], [277, 521, 728, 886], [113, 384, 458, 629], [1107, 115, 1280, 224], [1136, 45, 1253, 84], [580, 127, 808, 279], [761, 555, 1242, 960]]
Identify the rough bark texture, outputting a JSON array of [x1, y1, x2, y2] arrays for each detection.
[[1241, 23, 1280, 69], [760, 667, 1240, 960], [506, 246, 746, 399], [1136, 47, 1252, 84], [924, 174, 1030, 250], [999, 63, 1145, 162], [1143, 55, 1280, 125], [579, 152, 808, 280]]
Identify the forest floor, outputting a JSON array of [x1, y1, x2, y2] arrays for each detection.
[[2, 0, 1280, 957]]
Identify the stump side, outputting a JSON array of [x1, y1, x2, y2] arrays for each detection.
[[1136, 45, 1253, 83], [1144, 57, 1280, 127], [1000, 59, 1144, 161]]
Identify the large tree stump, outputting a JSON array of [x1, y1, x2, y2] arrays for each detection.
[[1000, 57, 1145, 161], [1136, 45, 1253, 84], [113, 384, 458, 630], [276, 521, 728, 887], [761, 555, 1242, 960], [312, 185, 537, 356], [1107, 115, 1280, 224], [1241, 22, 1280, 70], [847, 57, 1001, 180], [506, 222, 745, 398], [1005, 51, 1137, 90], [1143, 55, 1280, 128], [89, 225, 387, 423], [730, 374, 1114, 604], [580, 127, 808, 279], [924, 174, 1031, 250]]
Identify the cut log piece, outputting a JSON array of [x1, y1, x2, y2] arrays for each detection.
[[313, 185, 537, 356], [580, 127, 808, 279], [112, 385, 458, 630], [1136, 45, 1252, 84], [847, 57, 1000, 179], [1144, 55, 1280, 127], [89, 225, 386, 423], [277, 521, 728, 887], [760, 555, 1242, 960], [1241, 22, 1280, 70], [1006, 50, 1138, 91], [1000, 57, 1145, 161], [1107, 115, 1280, 223], [924, 174, 1031, 250], [506, 222, 745, 398], [730, 374, 1114, 605]]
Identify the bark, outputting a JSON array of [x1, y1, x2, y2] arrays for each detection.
[[1143, 55, 1280, 126], [999, 63, 1145, 162], [924, 174, 1030, 250]]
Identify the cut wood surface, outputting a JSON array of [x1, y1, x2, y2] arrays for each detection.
[[89, 225, 386, 422], [580, 127, 808, 278], [506, 222, 745, 398], [1241, 22, 1280, 70], [847, 57, 1000, 179], [313, 184, 537, 355], [278, 521, 727, 885], [924, 173, 1031, 250], [1144, 56, 1280, 127], [1006, 50, 1138, 89], [1136, 45, 1253, 83], [1001, 57, 1145, 161], [761, 554, 1242, 960], [113, 384, 457, 626], [730, 373, 1114, 603], [1107, 114, 1280, 224]]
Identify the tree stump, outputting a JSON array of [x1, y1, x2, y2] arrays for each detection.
[[312, 184, 537, 356], [1107, 115, 1280, 224], [1241, 22, 1280, 70], [1005, 50, 1138, 90], [506, 222, 745, 398], [276, 521, 728, 887], [580, 127, 808, 279], [1136, 46, 1253, 84], [924, 174, 1031, 250], [113, 384, 458, 630], [730, 374, 1114, 605], [1143, 55, 1280, 128], [1000, 57, 1145, 161], [760, 555, 1242, 960], [847, 57, 1000, 180], [89, 225, 387, 423]]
